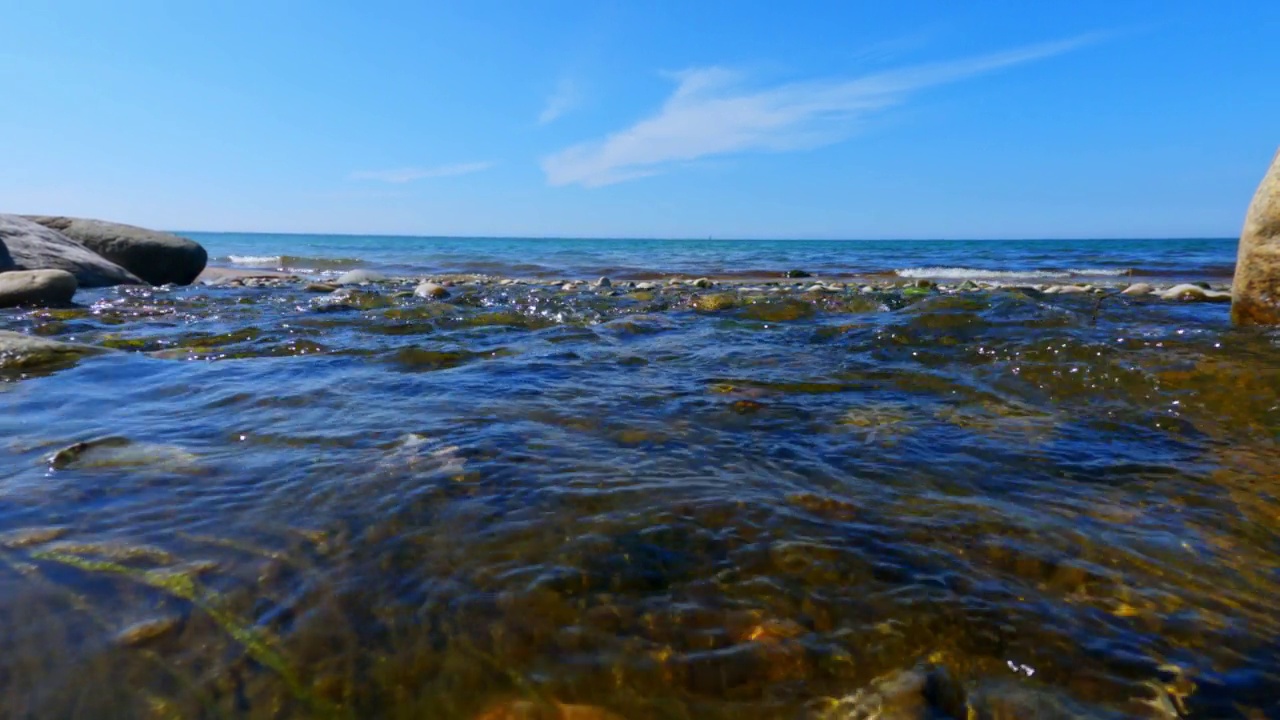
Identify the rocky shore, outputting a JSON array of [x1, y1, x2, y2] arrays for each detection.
[[0, 214, 206, 308]]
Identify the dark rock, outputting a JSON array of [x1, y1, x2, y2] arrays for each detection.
[[1233, 147, 1280, 324], [596, 276, 612, 288], [0, 269, 77, 308], [24, 216, 207, 286], [785, 269, 812, 278], [0, 215, 142, 287]]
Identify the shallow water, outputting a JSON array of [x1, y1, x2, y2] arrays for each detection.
[[1, 277, 1278, 718]]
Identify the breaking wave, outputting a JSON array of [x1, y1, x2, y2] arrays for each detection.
[[894, 266, 1132, 280]]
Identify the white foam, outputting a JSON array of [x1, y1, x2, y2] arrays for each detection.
[[894, 267, 1127, 280], [226, 255, 282, 266]]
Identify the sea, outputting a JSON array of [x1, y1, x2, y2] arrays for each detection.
[[2, 233, 1277, 719]]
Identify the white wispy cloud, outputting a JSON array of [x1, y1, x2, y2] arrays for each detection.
[[542, 35, 1098, 188], [539, 77, 580, 125], [351, 161, 495, 183]]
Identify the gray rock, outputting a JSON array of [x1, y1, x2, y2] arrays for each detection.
[[0, 269, 78, 308], [596, 276, 612, 288], [1233, 147, 1280, 324], [635, 282, 657, 290], [0, 330, 108, 370], [305, 282, 339, 293], [414, 281, 450, 299], [1121, 282, 1154, 296], [335, 269, 387, 285], [0, 215, 142, 287], [693, 277, 713, 289], [23, 216, 206, 286], [1159, 283, 1231, 302]]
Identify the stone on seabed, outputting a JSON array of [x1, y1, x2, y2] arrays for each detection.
[[1232, 147, 1280, 324]]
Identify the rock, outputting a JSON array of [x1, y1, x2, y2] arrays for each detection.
[[0, 215, 142, 287], [1047, 285, 1089, 294], [693, 277, 713, 288], [958, 280, 979, 291], [414, 282, 450, 299], [635, 282, 657, 290], [1159, 283, 1231, 302], [785, 269, 811, 278], [0, 330, 108, 370], [0, 269, 77, 308], [305, 282, 339, 293], [335, 269, 386, 285], [596, 276, 612, 288], [806, 284, 834, 293], [23, 216, 207, 286], [1121, 283, 1154, 296], [1233, 148, 1280, 324]]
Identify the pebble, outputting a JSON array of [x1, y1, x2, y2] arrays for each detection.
[[413, 282, 450, 300], [1158, 283, 1232, 302]]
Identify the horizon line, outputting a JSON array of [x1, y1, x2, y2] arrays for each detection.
[[172, 229, 1238, 243]]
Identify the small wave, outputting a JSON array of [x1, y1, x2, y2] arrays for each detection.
[[226, 255, 282, 266], [894, 267, 1130, 280], [224, 255, 365, 271]]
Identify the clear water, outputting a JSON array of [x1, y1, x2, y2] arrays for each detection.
[[1, 236, 1276, 719]]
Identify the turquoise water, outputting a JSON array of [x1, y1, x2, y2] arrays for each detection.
[[190, 233, 1239, 283], [1, 236, 1277, 718]]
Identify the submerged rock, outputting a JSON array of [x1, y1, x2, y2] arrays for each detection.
[[0, 269, 77, 308], [694, 293, 737, 312], [23, 216, 207, 286], [816, 665, 966, 720], [0, 214, 142, 287], [1232, 147, 1280, 324], [1121, 283, 1154, 296], [115, 616, 182, 647], [786, 269, 812, 278], [0, 330, 108, 370], [47, 436, 201, 473]]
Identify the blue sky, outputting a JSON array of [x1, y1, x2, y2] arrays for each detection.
[[2, 1, 1277, 239]]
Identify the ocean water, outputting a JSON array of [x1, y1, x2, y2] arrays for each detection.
[[191, 233, 1240, 284], [2, 235, 1278, 719]]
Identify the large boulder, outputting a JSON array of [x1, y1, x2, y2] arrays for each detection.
[[0, 269, 78, 308], [0, 215, 142, 287], [24, 216, 207, 286], [1232, 148, 1280, 324]]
